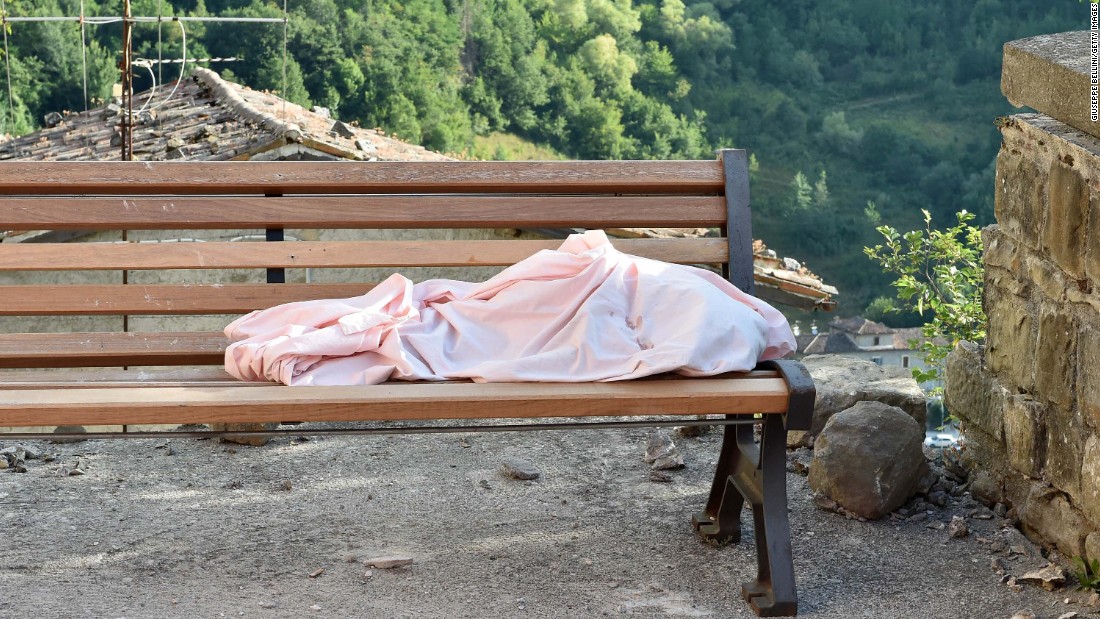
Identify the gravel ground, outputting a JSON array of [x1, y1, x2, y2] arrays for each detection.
[[0, 424, 1092, 619]]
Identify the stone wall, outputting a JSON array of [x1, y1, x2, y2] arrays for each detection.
[[945, 31, 1100, 562]]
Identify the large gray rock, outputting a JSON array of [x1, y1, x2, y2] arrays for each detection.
[[798, 355, 926, 446], [808, 401, 929, 520]]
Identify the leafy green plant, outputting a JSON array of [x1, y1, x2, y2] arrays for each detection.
[[1073, 556, 1100, 592], [863, 209, 985, 390]]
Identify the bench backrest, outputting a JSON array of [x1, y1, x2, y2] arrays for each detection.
[[0, 150, 752, 370]]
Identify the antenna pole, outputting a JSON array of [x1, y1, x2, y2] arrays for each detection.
[[120, 0, 133, 161]]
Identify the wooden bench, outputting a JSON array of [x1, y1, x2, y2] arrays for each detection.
[[0, 150, 814, 617]]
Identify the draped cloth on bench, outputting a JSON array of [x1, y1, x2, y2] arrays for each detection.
[[224, 231, 796, 386]]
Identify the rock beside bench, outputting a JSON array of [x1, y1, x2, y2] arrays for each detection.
[[808, 401, 928, 520]]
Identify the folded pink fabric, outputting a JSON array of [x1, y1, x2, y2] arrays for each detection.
[[224, 231, 795, 386]]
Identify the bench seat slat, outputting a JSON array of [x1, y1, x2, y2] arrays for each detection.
[[0, 283, 374, 315], [0, 367, 780, 388], [0, 238, 727, 271], [0, 378, 790, 426], [0, 368, 244, 387], [0, 195, 726, 230], [0, 161, 725, 196]]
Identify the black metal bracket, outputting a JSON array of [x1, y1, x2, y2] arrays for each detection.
[[758, 359, 815, 432]]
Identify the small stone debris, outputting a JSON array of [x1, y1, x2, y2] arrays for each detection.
[[644, 431, 684, 470], [478, 479, 491, 490], [908, 512, 929, 524], [1016, 563, 1067, 591], [355, 138, 377, 152], [927, 490, 948, 508], [970, 506, 995, 520], [308, 568, 325, 579], [649, 470, 673, 483], [947, 515, 969, 538], [344, 554, 359, 564], [279, 480, 293, 492], [501, 457, 541, 481], [310, 604, 323, 611], [363, 556, 413, 569], [1010, 612, 1036, 619], [991, 557, 1007, 575], [362, 569, 374, 580], [1057, 612, 1080, 619], [1089, 592, 1100, 607], [1, 445, 41, 460], [258, 601, 278, 609], [994, 502, 1008, 518], [331, 121, 356, 138]]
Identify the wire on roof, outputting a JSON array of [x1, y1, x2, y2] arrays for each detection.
[[1, 0, 13, 134], [282, 0, 288, 122], [79, 0, 88, 112]]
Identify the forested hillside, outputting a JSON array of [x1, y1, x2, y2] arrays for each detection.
[[0, 0, 1084, 315]]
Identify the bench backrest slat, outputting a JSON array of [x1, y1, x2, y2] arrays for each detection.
[[0, 195, 727, 230], [0, 238, 728, 271], [0, 161, 724, 195]]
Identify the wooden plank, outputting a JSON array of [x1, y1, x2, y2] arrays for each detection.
[[0, 238, 728, 271], [0, 378, 790, 426], [0, 283, 373, 315], [0, 332, 227, 368], [0, 367, 778, 388], [0, 195, 726, 230], [0, 367, 242, 388], [0, 161, 724, 195]]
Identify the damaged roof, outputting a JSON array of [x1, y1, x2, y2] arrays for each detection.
[[0, 67, 450, 163]]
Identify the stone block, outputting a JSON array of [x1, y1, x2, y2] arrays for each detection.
[[1080, 435, 1100, 526], [986, 292, 1035, 392], [1003, 395, 1046, 478], [994, 149, 1045, 249], [985, 266, 1028, 299], [1035, 304, 1076, 409], [1043, 160, 1088, 279], [1089, 192, 1100, 286], [1045, 389, 1085, 498], [1081, 326, 1100, 428], [1026, 254, 1069, 304], [1002, 31, 1099, 140], [982, 226, 1022, 272], [1019, 484, 1089, 559], [944, 341, 1005, 442]]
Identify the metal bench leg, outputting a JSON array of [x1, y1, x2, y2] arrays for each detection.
[[740, 413, 797, 616], [691, 415, 748, 544], [692, 414, 797, 617]]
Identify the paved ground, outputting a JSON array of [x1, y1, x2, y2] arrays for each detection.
[[0, 423, 1092, 619]]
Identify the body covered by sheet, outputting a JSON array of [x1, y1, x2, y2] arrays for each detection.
[[224, 231, 796, 386]]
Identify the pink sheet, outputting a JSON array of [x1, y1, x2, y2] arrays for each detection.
[[224, 231, 795, 386]]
